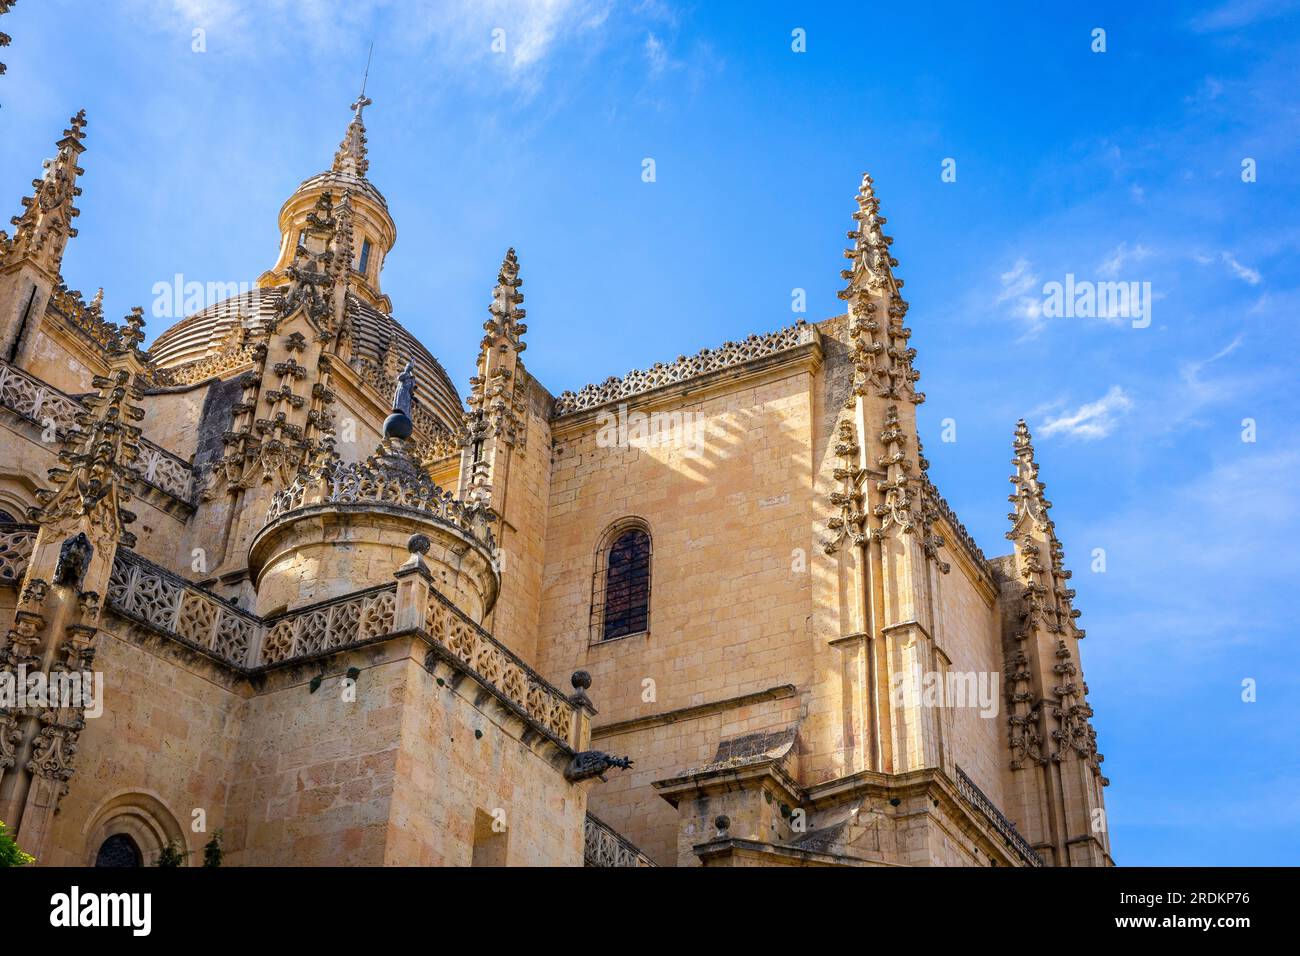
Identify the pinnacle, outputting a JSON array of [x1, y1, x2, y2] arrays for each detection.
[[1014, 419, 1036, 455], [115, 306, 146, 354], [59, 110, 89, 151], [493, 247, 523, 301], [841, 171, 902, 295], [332, 96, 371, 179]]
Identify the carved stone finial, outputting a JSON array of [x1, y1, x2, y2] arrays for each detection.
[[1002, 418, 1101, 780], [1006, 418, 1051, 534], [837, 172, 923, 408], [714, 815, 731, 835], [333, 95, 372, 178], [568, 670, 594, 711], [462, 248, 530, 455], [114, 306, 146, 354], [407, 533, 431, 555], [2, 108, 89, 277]]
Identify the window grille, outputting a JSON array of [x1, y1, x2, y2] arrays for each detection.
[[95, 834, 142, 868], [591, 527, 651, 642]]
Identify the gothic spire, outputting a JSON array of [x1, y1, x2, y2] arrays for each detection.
[[2, 109, 88, 277], [840, 173, 901, 298], [464, 248, 529, 464], [1001, 418, 1099, 780], [1006, 419, 1051, 534], [332, 95, 372, 179], [484, 247, 527, 353], [836, 173, 922, 408]]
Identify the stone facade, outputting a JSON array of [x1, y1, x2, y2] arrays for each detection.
[[0, 101, 1112, 868]]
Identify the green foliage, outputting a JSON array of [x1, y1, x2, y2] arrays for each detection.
[[202, 830, 223, 868], [0, 820, 35, 867], [156, 842, 186, 867]]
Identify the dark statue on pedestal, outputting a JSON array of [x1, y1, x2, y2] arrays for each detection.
[[383, 359, 416, 441]]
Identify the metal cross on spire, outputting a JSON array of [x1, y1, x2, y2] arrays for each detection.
[[335, 44, 374, 178], [352, 42, 374, 118]]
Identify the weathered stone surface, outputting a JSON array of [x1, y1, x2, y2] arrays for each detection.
[[0, 102, 1111, 869]]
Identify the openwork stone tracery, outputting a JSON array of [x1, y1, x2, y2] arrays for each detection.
[[554, 321, 816, 416]]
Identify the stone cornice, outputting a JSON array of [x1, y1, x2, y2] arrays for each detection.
[[591, 684, 797, 738], [40, 296, 119, 375], [551, 339, 823, 441], [803, 766, 1041, 867], [652, 754, 804, 809], [693, 837, 877, 867]]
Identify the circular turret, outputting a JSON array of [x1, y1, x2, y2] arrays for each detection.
[[248, 440, 498, 621]]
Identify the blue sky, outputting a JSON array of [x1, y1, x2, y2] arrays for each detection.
[[3, 1, 1298, 865]]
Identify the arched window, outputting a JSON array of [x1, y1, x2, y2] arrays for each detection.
[[0, 511, 16, 524], [592, 522, 651, 642], [95, 833, 142, 868]]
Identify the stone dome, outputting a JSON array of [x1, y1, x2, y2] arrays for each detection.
[[293, 169, 387, 210], [146, 288, 464, 431]]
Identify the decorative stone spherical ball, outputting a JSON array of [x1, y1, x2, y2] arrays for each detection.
[[383, 411, 414, 440]]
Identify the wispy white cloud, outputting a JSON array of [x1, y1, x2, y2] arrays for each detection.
[[1190, 0, 1300, 32], [644, 32, 669, 75], [1176, 333, 1244, 404], [1191, 250, 1262, 285], [996, 257, 1044, 327], [1038, 385, 1133, 440], [1221, 251, 1262, 285], [134, 0, 620, 92], [1184, 76, 1224, 104], [1098, 242, 1153, 278], [1079, 440, 1300, 653]]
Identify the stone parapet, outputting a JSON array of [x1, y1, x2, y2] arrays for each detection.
[[552, 320, 818, 417], [0, 359, 194, 502]]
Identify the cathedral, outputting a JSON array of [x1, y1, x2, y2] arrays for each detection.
[[0, 98, 1112, 867]]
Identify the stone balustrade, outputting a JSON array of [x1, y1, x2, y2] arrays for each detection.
[[259, 584, 396, 666], [422, 586, 576, 745], [108, 550, 402, 672], [955, 765, 1044, 867], [107, 550, 261, 667], [0, 360, 195, 502], [584, 812, 656, 867], [103, 546, 578, 751]]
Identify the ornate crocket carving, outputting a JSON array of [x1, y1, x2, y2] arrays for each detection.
[[2, 110, 87, 277], [1003, 420, 1104, 780]]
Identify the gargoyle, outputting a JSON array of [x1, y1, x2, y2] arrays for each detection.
[[54, 532, 94, 590], [564, 750, 633, 783]]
